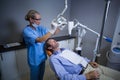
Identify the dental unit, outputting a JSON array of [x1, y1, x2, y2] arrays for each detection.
[[52, 0, 112, 61]]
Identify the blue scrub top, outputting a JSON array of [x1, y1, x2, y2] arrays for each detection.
[[23, 25, 49, 66]]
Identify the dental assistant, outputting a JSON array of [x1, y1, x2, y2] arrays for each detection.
[[23, 10, 60, 80]]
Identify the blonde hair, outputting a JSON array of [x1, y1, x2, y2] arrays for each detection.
[[25, 10, 40, 21]]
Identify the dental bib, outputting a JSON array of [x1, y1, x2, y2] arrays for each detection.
[[59, 49, 88, 68]]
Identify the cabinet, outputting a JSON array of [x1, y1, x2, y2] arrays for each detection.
[[0, 38, 75, 80]]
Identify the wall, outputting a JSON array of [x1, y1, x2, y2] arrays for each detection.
[[0, 0, 71, 45], [70, 0, 120, 61], [1, 0, 120, 80], [0, 0, 72, 80]]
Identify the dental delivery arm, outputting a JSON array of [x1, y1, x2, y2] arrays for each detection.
[[74, 20, 112, 42]]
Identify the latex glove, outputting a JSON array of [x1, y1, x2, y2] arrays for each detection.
[[54, 16, 67, 30], [51, 19, 58, 27], [49, 21, 58, 34]]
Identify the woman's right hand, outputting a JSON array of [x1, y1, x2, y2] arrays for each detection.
[[49, 21, 58, 34]]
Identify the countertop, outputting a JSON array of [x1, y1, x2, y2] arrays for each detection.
[[0, 35, 75, 53]]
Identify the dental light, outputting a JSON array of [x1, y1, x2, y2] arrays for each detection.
[[51, 0, 68, 29]]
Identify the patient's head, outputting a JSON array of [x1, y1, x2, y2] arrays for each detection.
[[45, 38, 59, 53]]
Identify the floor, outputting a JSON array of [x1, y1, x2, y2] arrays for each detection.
[[20, 58, 58, 80], [17, 50, 120, 80], [43, 58, 58, 80], [20, 58, 120, 80], [1, 47, 120, 80]]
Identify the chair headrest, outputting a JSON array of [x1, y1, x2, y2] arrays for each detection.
[[46, 50, 52, 56]]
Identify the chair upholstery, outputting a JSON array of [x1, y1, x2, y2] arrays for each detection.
[[45, 49, 60, 80], [46, 50, 52, 56]]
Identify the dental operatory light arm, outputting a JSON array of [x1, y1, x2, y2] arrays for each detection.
[[58, 0, 68, 17], [68, 19, 112, 59], [73, 19, 111, 40], [51, 0, 68, 30]]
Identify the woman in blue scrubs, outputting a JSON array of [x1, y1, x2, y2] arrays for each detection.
[[23, 10, 60, 80]]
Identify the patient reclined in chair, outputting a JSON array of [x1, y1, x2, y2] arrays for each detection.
[[45, 38, 120, 80]]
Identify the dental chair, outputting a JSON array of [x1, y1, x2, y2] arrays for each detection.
[[45, 49, 60, 80], [45, 49, 120, 80], [46, 50, 52, 57]]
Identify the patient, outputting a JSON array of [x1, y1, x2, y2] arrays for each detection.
[[44, 38, 100, 80]]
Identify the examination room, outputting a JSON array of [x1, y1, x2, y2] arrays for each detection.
[[0, 0, 120, 80]]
